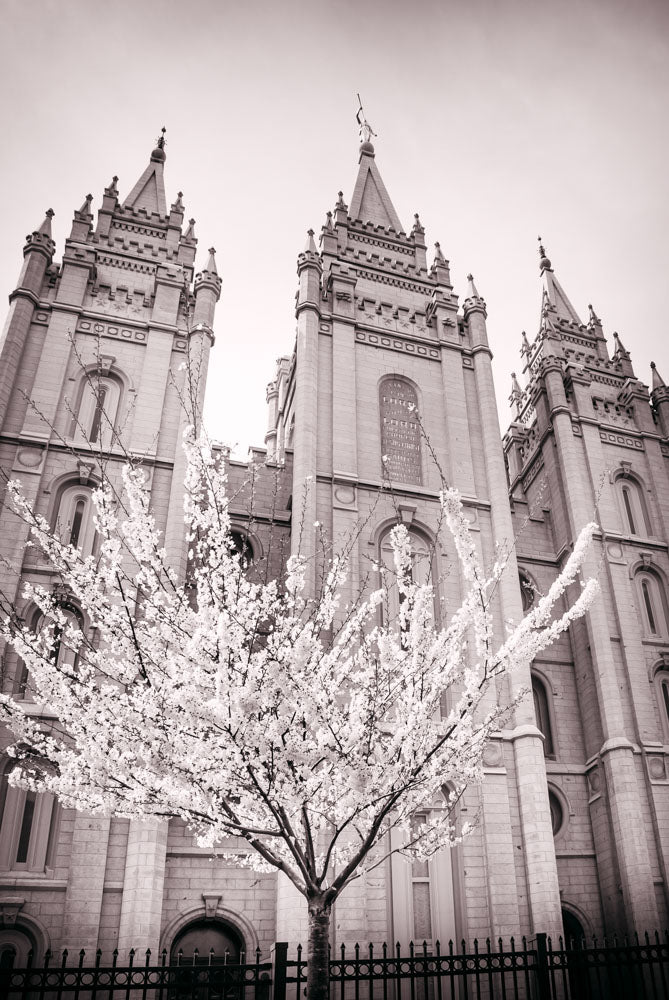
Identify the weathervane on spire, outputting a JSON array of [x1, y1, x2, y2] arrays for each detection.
[[356, 95, 377, 144]]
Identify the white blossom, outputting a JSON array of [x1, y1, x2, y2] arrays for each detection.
[[0, 442, 598, 911]]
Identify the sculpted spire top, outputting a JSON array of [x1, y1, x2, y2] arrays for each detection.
[[356, 94, 377, 154]]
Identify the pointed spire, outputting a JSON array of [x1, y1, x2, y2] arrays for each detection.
[[335, 191, 346, 210], [466, 272, 480, 298], [122, 133, 167, 216], [521, 330, 532, 356], [183, 218, 196, 241], [412, 213, 424, 236], [325, 211, 334, 234], [172, 191, 184, 211], [612, 331, 630, 358], [651, 361, 666, 390], [588, 303, 601, 325], [77, 194, 93, 216], [349, 147, 403, 231], [105, 175, 119, 198], [38, 208, 55, 237], [205, 247, 218, 274], [305, 229, 317, 254], [536, 235, 582, 325], [434, 242, 445, 262], [509, 372, 524, 415]]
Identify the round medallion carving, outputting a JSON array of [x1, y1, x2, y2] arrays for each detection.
[[334, 486, 355, 505], [17, 448, 42, 468], [482, 741, 502, 767], [607, 543, 623, 559], [648, 757, 665, 780]]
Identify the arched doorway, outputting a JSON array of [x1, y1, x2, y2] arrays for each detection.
[[562, 907, 586, 946], [171, 919, 244, 964], [0, 927, 36, 968]]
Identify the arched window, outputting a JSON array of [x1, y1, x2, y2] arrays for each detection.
[[532, 672, 556, 758], [0, 763, 59, 873], [379, 526, 436, 627], [71, 370, 123, 448], [615, 475, 651, 537], [16, 600, 83, 698], [636, 571, 668, 638], [653, 667, 669, 742], [379, 377, 422, 485], [53, 483, 98, 558]]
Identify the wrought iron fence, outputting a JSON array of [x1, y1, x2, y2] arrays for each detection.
[[2, 931, 668, 1000]]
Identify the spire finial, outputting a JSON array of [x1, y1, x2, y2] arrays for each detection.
[[538, 235, 552, 272], [356, 94, 376, 152], [151, 127, 167, 163], [651, 361, 666, 390], [521, 330, 531, 355]]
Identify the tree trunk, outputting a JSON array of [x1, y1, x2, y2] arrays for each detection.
[[306, 896, 332, 1000]]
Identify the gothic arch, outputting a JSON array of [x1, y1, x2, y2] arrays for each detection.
[[159, 904, 259, 959]]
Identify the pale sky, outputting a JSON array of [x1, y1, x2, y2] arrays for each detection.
[[1, 0, 667, 454]]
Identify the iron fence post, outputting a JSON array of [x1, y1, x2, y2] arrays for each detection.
[[534, 934, 551, 1000], [271, 942, 289, 1000]]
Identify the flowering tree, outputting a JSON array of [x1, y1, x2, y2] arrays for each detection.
[[0, 435, 598, 1000]]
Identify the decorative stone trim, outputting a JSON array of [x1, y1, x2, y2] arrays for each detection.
[[355, 330, 440, 360], [600, 429, 644, 450]]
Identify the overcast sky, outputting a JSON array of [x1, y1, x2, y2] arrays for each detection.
[[1, 0, 667, 454]]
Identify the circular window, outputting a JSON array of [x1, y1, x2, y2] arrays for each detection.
[[171, 920, 244, 964], [230, 532, 254, 566], [548, 790, 564, 836]]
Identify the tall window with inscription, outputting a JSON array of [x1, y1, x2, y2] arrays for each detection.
[[379, 377, 422, 485]]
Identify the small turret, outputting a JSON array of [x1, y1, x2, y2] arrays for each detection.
[[193, 247, 222, 334], [650, 361, 669, 436], [612, 331, 634, 378], [296, 229, 322, 314], [24, 208, 56, 263], [463, 272, 488, 347], [70, 194, 93, 241], [429, 242, 451, 286]]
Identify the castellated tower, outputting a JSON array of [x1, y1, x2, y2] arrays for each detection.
[[0, 137, 221, 961], [264, 136, 564, 949], [504, 243, 669, 936]]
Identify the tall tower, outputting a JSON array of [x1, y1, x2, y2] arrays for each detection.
[[504, 242, 669, 935], [0, 135, 220, 958], [268, 129, 564, 947]]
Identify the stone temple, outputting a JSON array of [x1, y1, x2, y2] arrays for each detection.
[[1, 128, 668, 964]]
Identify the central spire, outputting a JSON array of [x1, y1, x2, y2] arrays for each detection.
[[348, 102, 403, 232], [122, 129, 168, 217]]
